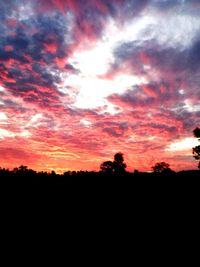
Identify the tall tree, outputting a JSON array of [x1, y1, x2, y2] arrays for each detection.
[[192, 127, 200, 169], [193, 127, 200, 139], [113, 152, 127, 173]]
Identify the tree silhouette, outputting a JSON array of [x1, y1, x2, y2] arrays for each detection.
[[113, 152, 127, 173], [192, 127, 200, 169], [193, 127, 200, 139], [100, 161, 113, 173], [19, 165, 28, 172], [192, 146, 200, 168], [152, 162, 172, 173], [100, 152, 127, 174]]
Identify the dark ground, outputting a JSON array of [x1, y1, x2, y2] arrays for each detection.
[[0, 168, 199, 185]]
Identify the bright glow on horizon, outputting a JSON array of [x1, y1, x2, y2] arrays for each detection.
[[166, 138, 199, 151]]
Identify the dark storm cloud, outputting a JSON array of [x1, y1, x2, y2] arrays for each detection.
[[64, 64, 80, 74], [0, 0, 18, 19], [73, 2, 108, 39], [7, 29, 29, 50], [34, 0, 113, 39], [108, 86, 154, 108], [153, 0, 183, 9], [16, 15, 68, 63], [143, 123, 177, 133], [113, 39, 189, 76], [118, 0, 151, 17], [152, 0, 200, 13], [34, 0, 152, 40], [31, 14, 69, 58], [95, 121, 129, 137], [187, 38, 200, 71], [0, 6, 72, 109], [113, 27, 200, 77], [108, 80, 183, 109], [109, 33, 200, 124]]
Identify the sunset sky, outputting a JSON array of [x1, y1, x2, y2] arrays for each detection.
[[0, 0, 200, 173]]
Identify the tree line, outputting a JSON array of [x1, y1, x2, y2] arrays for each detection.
[[0, 127, 199, 183]]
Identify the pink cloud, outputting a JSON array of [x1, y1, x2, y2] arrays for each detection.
[[142, 84, 158, 98]]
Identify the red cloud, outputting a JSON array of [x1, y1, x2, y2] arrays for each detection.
[[5, 18, 18, 27], [4, 45, 13, 52], [51, 0, 67, 15], [142, 84, 157, 98], [44, 43, 58, 54]]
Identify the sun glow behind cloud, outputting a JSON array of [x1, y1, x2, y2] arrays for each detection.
[[166, 138, 199, 152], [66, 74, 143, 111], [61, 19, 148, 112]]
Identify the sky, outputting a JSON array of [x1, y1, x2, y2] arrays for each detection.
[[0, 0, 200, 173]]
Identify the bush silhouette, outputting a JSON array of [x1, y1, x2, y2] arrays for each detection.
[[152, 162, 172, 173], [100, 161, 113, 173]]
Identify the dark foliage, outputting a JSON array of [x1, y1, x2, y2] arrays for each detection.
[[100, 152, 127, 174], [0, 164, 199, 185], [113, 152, 127, 173], [193, 127, 200, 169], [193, 146, 200, 169], [193, 127, 200, 139], [100, 160, 113, 173], [152, 162, 174, 174]]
